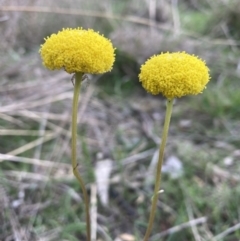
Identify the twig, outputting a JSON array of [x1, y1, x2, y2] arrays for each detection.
[[4, 170, 73, 181], [6, 133, 58, 156], [213, 222, 240, 241], [34, 106, 49, 160], [1, 6, 239, 46], [0, 129, 54, 136], [0, 113, 25, 126], [150, 217, 207, 240], [185, 199, 202, 241], [120, 148, 155, 166], [171, 0, 180, 35], [209, 164, 240, 182], [0, 185, 28, 240], [0, 92, 72, 113], [91, 184, 97, 241], [0, 72, 66, 92], [0, 153, 71, 169]]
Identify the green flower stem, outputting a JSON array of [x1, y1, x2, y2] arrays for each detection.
[[71, 72, 91, 241], [143, 98, 174, 241]]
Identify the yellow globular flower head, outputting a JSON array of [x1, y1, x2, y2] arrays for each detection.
[[39, 28, 115, 74], [139, 52, 210, 99]]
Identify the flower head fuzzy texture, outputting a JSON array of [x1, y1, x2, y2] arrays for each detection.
[[40, 28, 115, 74], [139, 52, 210, 99]]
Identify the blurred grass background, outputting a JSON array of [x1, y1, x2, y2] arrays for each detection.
[[0, 0, 240, 240]]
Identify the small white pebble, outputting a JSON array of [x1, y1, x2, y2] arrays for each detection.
[[223, 156, 233, 166]]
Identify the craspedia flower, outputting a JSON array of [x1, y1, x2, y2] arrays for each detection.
[[39, 28, 115, 74], [139, 52, 210, 99]]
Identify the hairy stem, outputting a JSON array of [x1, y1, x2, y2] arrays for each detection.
[[71, 72, 91, 241], [143, 98, 174, 241]]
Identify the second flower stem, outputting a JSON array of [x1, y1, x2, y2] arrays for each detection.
[[71, 72, 91, 241], [143, 98, 174, 241]]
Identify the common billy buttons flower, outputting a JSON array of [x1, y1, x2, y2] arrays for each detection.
[[139, 52, 210, 99], [39, 28, 115, 74], [39, 27, 116, 241]]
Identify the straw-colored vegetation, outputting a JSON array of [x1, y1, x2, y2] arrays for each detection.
[[0, 0, 240, 240]]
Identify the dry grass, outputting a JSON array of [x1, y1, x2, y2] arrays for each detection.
[[0, 0, 240, 240]]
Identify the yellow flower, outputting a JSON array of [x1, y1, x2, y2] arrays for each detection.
[[39, 28, 115, 74], [139, 52, 210, 99]]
